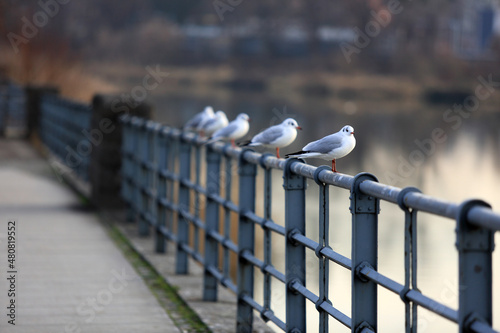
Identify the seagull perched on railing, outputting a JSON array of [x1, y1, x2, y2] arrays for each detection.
[[240, 118, 302, 158], [286, 125, 356, 172], [207, 113, 250, 147], [184, 106, 214, 135], [197, 110, 228, 137]]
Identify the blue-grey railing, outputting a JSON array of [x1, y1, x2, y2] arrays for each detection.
[[0, 81, 26, 136], [120, 115, 499, 333], [39, 94, 91, 181]]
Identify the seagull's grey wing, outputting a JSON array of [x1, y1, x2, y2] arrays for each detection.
[[185, 113, 203, 128], [252, 126, 283, 144], [214, 122, 239, 138], [201, 117, 217, 128], [303, 133, 342, 153]]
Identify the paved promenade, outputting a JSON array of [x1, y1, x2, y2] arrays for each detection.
[[0, 140, 178, 333]]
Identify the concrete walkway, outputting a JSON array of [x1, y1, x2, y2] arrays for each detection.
[[0, 140, 179, 333]]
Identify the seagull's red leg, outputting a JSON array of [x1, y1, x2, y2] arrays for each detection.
[[276, 147, 280, 159], [231, 139, 236, 147], [332, 159, 337, 172]]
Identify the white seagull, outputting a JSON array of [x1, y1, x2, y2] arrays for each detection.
[[286, 125, 356, 172], [198, 110, 228, 136], [184, 106, 214, 134], [242, 118, 302, 158], [208, 113, 250, 147]]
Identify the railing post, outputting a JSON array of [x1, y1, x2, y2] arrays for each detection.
[[283, 158, 306, 333], [154, 128, 168, 253], [176, 137, 192, 274], [203, 144, 221, 300], [120, 115, 135, 222], [236, 149, 257, 333], [138, 121, 150, 236], [350, 172, 379, 333], [456, 200, 493, 332]]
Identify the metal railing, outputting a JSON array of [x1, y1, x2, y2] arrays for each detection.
[[120, 115, 499, 333], [0, 81, 26, 136], [39, 94, 91, 181]]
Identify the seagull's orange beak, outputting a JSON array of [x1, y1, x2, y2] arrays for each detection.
[[351, 132, 355, 135], [296, 126, 302, 130]]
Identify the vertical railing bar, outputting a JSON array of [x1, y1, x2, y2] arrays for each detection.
[[166, 135, 176, 238], [314, 166, 331, 333], [176, 137, 192, 274], [155, 129, 168, 253], [259, 152, 274, 317], [398, 187, 421, 333], [148, 124, 157, 233], [237, 149, 257, 333], [283, 158, 307, 333], [203, 144, 221, 301], [263, 164, 272, 313], [138, 120, 149, 236], [194, 143, 202, 254], [350, 172, 379, 333], [223, 152, 232, 279], [457, 200, 493, 332], [404, 210, 411, 333], [410, 209, 418, 333]]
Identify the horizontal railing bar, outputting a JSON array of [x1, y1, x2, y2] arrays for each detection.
[[206, 265, 237, 294], [358, 265, 458, 323], [470, 320, 499, 333], [289, 161, 353, 190], [240, 294, 287, 331], [157, 198, 179, 213], [359, 181, 500, 230], [207, 230, 239, 253], [320, 247, 352, 270], [467, 206, 500, 231], [157, 225, 177, 243], [290, 281, 353, 329], [179, 242, 205, 266], [291, 232, 352, 270], [240, 251, 286, 283], [243, 211, 286, 236], [158, 169, 179, 182], [263, 220, 286, 235], [178, 209, 206, 231], [291, 232, 318, 251]]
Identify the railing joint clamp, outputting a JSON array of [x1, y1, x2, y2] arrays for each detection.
[[355, 261, 373, 283], [397, 187, 421, 213], [314, 244, 331, 259], [313, 165, 331, 185], [355, 321, 375, 333], [288, 228, 301, 246]]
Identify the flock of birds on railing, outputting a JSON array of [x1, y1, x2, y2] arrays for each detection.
[[184, 106, 356, 172]]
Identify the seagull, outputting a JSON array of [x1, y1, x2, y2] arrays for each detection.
[[184, 106, 214, 134], [198, 110, 228, 136], [241, 118, 302, 158], [286, 125, 356, 172], [208, 113, 250, 147]]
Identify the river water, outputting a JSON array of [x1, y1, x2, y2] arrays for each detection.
[[151, 91, 500, 332]]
